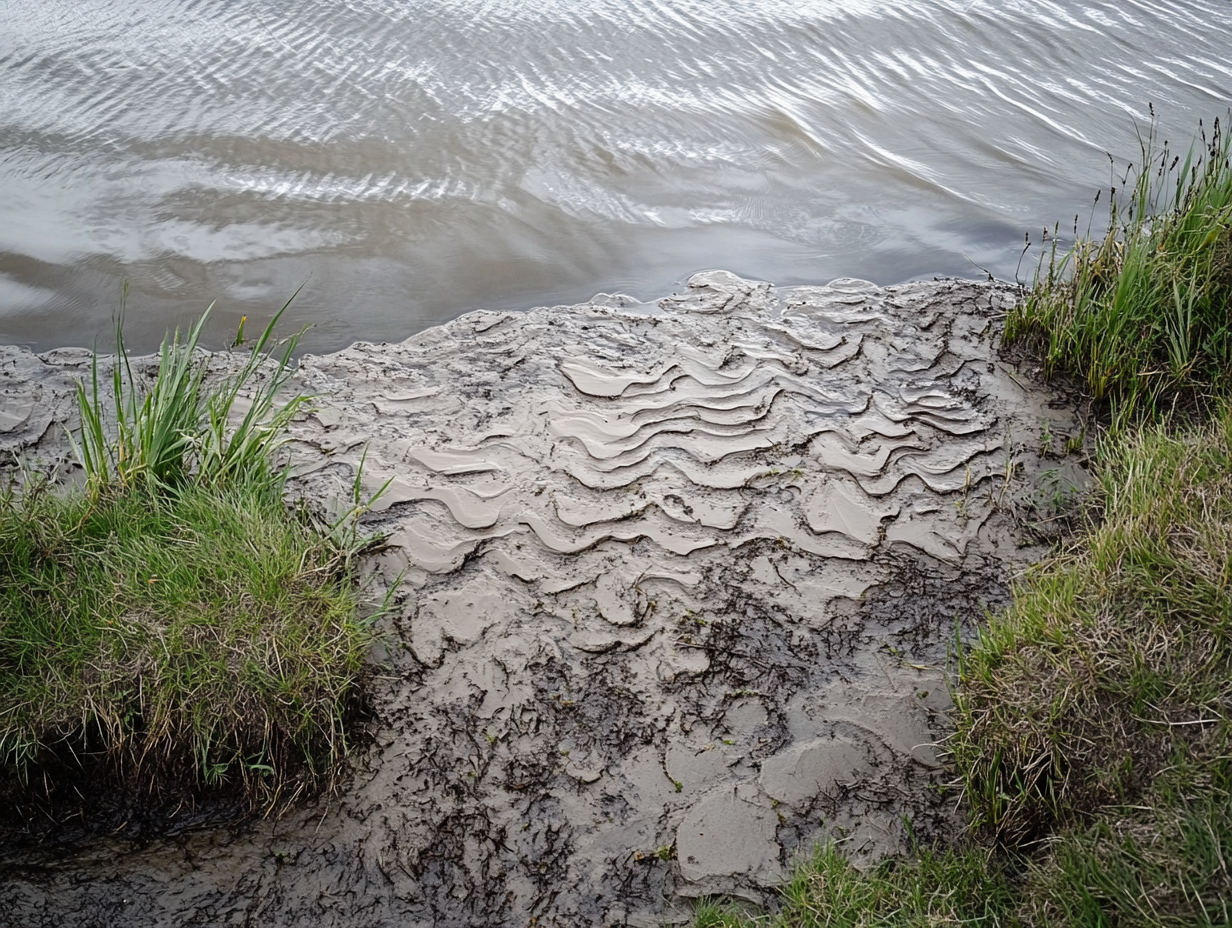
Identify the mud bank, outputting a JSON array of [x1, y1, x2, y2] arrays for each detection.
[[0, 273, 1087, 927]]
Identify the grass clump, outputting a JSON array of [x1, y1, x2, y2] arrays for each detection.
[[72, 294, 307, 493], [952, 410, 1232, 844], [1008, 115, 1232, 409], [948, 406, 1232, 927], [0, 300, 376, 812], [694, 843, 1015, 928], [1023, 791, 1232, 927]]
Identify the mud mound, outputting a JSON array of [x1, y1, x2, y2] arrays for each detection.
[[0, 273, 1087, 927]]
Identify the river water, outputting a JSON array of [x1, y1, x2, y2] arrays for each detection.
[[1, 0, 1230, 353]]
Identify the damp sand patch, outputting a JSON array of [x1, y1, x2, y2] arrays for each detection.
[[0, 273, 1088, 927]]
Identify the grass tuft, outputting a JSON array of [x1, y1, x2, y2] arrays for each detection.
[[693, 843, 1016, 928], [70, 287, 308, 494], [1008, 115, 1232, 413], [1023, 792, 1232, 927], [0, 300, 377, 813]]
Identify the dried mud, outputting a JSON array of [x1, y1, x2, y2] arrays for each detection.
[[0, 273, 1088, 927]]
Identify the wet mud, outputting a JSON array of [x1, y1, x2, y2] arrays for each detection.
[[0, 273, 1088, 926]]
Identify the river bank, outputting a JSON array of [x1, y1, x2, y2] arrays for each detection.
[[0, 272, 1088, 926]]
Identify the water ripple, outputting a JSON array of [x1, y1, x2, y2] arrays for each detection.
[[1, 0, 1230, 350]]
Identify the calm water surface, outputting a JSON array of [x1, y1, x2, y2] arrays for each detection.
[[1, 0, 1231, 352]]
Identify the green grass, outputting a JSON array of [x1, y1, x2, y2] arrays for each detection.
[[0, 480, 371, 803], [72, 290, 308, 494], [0, 299, 378, 810], [1022, 791, 1232, 927], [690, 116, 1232, 927], [952, 409, 1232, 845], [950, 404, 1232, 926], [694, 844, 1016, 928], [1007, 116, 1232, 413]]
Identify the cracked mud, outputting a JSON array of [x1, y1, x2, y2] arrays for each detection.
[[0, 273, 1087, 926]]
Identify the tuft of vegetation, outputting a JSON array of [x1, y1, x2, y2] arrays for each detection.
[[0, 299, 378, 812], [694, 843, 1015, 928], [72, 292, 308, 494], [1022, 791, 1232, 927], [1008, 115, 1232, 412]]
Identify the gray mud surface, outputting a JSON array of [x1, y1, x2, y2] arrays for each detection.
[[0, 273, 1087, 927]]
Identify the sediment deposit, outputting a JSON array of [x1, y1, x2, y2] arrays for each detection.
[[0, 273, 1087, 927]]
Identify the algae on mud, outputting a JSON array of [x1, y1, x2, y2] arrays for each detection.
[[0, 272, 1088, 926]]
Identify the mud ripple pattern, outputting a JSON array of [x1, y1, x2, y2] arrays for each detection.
[[0, 273, 1087, 927]]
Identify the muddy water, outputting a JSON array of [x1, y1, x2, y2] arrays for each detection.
[[2, 0, 1231, 352], [0, 274, 1088, 926]]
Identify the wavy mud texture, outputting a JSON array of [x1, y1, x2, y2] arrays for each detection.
[[0, 273, 1087, 927]]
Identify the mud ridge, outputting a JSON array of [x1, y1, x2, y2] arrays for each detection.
[[0, 272, 1088, 927]]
